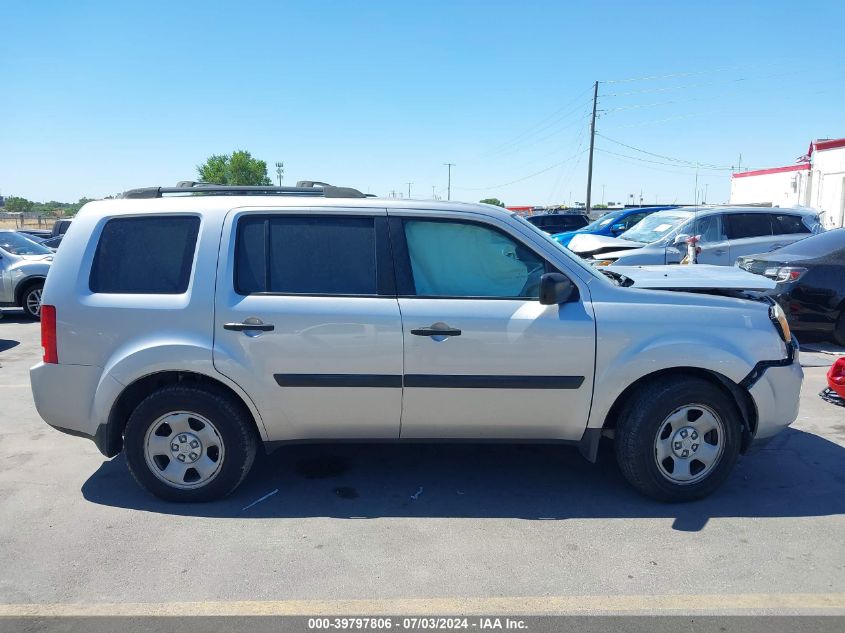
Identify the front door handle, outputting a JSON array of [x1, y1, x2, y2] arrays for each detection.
[[411, 324, 462, 337], [224, 321, 275, 332], [714, 248, 726, 255]]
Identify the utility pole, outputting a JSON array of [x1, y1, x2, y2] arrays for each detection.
[[585, 80, 599, 215], [406, 182, 413, 199], [601, 184, 606, 206], [275, 161, 284, 186], [444, 163, 455, 201], [737, 154, 742, 173], [431, 185, 436, 199]]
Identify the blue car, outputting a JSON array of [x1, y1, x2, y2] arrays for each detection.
[[552, 206, 678, 247]]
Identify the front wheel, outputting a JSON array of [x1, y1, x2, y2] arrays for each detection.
[[21, 282, 44, 319], [124, 385, 258, 502], [615, 377, 742, 502]]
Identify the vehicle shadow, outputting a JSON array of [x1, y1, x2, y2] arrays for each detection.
[[81, 428, 845, 531], [0, 339, 20, 353], [0, 310, 33, 325]]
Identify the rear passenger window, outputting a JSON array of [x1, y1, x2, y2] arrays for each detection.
[[723, 214, 772, 239], [235, 216, 377, 295], [89, 216, 200, 294], [771, 214, 810, 235]]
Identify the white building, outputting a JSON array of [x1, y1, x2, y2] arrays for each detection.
[[730, 137, 845, 228]]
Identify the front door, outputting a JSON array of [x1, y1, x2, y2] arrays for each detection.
[[213, 209, 403, 441], [389, 213, 595, 440]]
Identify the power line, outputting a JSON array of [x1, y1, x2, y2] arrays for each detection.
[[595, 148, 736, 172], [596, 133, 735, 169], [456, 149, 588, 191], [602, 64, 760, 85]]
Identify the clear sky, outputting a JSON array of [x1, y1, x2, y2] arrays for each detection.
[[2, 0, 843, 207]]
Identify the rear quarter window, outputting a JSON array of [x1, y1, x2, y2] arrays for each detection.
[[89, 216, 200, 294], [771, 214, 811, 235]]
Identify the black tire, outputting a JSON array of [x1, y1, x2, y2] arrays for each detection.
[[124, 385, 258, 502], [833, 309, 845, 347], [614, 376, 742, 502], [20, 281, 44, 320]]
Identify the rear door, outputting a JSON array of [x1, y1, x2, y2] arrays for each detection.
[[770, 213, 813, 250], [390, 212, 595, 440], [213, 208, 403, 441], [725, 213, 776, 261]]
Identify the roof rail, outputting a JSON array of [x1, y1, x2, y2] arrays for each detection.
[[119, 181, 367, 199]]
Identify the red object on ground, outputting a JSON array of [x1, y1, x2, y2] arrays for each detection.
[[827, 357, 845, 399]]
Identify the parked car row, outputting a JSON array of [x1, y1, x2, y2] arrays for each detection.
[[567, 206, 822, 267]]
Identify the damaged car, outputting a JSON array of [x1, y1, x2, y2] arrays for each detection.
[[568, 206, 821, 267]]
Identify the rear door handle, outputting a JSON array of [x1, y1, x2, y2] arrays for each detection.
[[411, 325, 462, 337], [224, 322, 275, 332]]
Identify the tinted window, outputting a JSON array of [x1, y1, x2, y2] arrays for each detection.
[[771, 214, 810, 235], [235, 216, 377, 295], [404, 220, 545, 298], [723, 213, 772, 239], [527, 214, 588, 233], [89, 216, 199, 294]]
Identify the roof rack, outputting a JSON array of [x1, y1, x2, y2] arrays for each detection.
[[120, 180, 367, 200]]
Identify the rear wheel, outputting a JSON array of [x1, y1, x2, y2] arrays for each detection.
[[21, 282, 44, 319], [614, 376, 742, 502], [124, 385, 258, 502]]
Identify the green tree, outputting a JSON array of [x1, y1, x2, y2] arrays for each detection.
[[4, 196, 34, 214], [197, 150, 272, 185], [479, 198, 505, 207]]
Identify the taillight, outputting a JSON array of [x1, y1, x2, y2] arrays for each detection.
[[765, 266, 807, 283], [41, 305, 58, 364]]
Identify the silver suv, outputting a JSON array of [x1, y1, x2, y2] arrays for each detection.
[[30, 183, 803, 503], [0, 230, 53, 318]]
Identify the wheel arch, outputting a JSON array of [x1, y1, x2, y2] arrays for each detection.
[[597, 367, 757, 457], [14, 275, 46, 306], [102, 370, 268, 457]]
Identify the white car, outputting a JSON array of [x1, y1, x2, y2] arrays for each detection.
[[30, 183, 802, 502], [568, 206, 822, 267]]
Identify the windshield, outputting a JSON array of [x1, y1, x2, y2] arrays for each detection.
[[512, 213, 608, 283], [619, 210, 693, 244], [579, 210, 626, 232], [0, 231, 53, 256]]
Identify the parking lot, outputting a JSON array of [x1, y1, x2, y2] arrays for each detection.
[[1, 310, 844, 615]]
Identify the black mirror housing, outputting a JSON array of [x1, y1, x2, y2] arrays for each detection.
[[539, 272, 577, 305]]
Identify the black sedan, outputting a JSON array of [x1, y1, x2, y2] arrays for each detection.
[[736, 228, 845, 345]]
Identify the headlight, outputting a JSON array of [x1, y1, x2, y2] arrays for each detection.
[[593, 259, 614, 267], [769, 303, 792, 342]]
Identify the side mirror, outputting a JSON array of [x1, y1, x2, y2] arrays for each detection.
[[539, 273, 577, 305], [672, 233, 690, 247], [610, 222, 626, 234]]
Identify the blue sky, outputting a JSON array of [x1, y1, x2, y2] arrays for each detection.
[[2, 0, 843, 206]]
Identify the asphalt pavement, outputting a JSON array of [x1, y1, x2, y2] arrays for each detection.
[[0, 310, 843, 617]]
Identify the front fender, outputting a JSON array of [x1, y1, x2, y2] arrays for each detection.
[[587, 332, 779, 429], [92, 341, 269, 442]]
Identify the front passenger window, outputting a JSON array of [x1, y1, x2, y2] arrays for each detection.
[[403, 220, 545, 298]]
